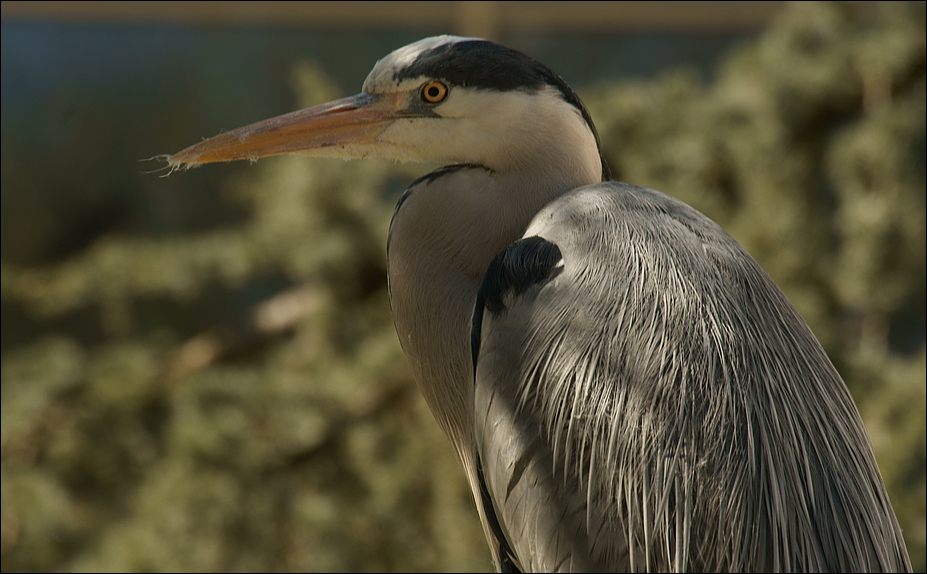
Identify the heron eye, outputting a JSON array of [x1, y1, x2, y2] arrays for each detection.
[[421, 81, 448, 104]]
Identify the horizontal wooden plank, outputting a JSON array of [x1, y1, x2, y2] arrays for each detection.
[[1, 1, 783, 34]]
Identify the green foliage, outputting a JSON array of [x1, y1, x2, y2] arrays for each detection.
[[2, 64, 490, 572], [2, 2, 924, 571]]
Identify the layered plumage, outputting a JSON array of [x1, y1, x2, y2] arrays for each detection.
[[169, 35, 911, 572]]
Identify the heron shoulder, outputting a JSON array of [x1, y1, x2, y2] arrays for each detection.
[[523, 181, 765, 303], [471, 180, 909, 571], [526, 181, 735, 255]]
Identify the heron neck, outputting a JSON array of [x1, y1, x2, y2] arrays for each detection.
[[386, 153, 601, 463]]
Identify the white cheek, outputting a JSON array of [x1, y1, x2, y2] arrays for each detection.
[[372, 86, 598, 173], [376, 120, 456, 163]]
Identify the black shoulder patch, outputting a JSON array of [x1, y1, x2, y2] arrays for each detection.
[[471, 236, 563, 374]]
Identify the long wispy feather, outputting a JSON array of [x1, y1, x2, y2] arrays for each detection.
[[473, 182, 910, 572]]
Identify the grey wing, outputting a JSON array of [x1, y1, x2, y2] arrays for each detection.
[[470, 182, 911, 573]]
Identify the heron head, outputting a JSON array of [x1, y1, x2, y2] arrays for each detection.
[[168, 36, 606, 176]]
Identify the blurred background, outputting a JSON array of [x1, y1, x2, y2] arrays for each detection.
[[1, 1, 924, 571]]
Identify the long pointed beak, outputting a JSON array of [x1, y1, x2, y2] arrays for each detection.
[[168, 92, 407, 169]]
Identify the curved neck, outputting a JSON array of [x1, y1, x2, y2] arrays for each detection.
[[386, 145, 602, 460]]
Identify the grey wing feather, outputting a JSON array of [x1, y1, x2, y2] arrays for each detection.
[[472, 182, 911, 573]]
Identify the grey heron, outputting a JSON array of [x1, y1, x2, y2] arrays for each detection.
[[167, 36, 912, 572]]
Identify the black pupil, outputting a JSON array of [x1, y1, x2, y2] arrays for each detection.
[[427, 86, 440, 99]]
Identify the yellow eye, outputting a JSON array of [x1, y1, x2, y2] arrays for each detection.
[[421, 81, 448, 103]]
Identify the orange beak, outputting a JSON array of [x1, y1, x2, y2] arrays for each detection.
[[168, 92, 410, 169]]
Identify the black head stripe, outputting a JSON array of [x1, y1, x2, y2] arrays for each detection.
[[396, 40, 611, 181], [395, 41, 557, 91]]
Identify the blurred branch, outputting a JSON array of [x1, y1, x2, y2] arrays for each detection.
[[164, 285, 323, 381]]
